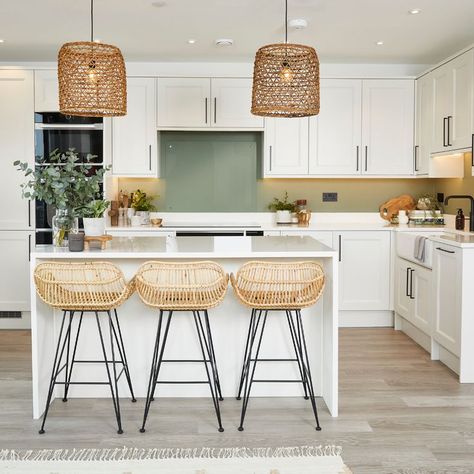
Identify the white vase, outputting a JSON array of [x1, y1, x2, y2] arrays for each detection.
[[83, 217, 105, 236], [275, 210, 292, 224], [135, 211, 150, 225]]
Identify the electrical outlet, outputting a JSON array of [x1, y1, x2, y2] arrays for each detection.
[[322, 192, 338, 202], [437, 192, 445, 203]]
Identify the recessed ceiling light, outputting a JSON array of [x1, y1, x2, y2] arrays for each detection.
[[288, 18, 308, 30], [187, 39, 196, 44], [151, 1, 166, 7], [409, 8, 422, 14], [215, 38, 234, 47], [376, 41, 384, 46], [0, 39, 5, 44]]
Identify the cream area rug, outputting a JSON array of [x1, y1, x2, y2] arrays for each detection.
[[0, 446, 352, 474]]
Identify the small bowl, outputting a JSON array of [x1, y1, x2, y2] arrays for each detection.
[[150, 218, 163, 227]]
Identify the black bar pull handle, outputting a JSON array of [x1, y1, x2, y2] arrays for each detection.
[[28, 201, 31, 227], [269, 145, 273, 171], [364, 146, 368, 172], [338, 235, 342, 262], [443, 117, 447, 147], [356, 146, 359, 171], [406, 267, 411, 297], [447, 115, 453, 146], [214, 97, 217, 124], [205, 98, 208, 124], [28, 234, 31, 262], [148, 145, 152, 170], [436, 247, 455, 254], [414, 145, 419, 172], [409, 269, 415, 299]]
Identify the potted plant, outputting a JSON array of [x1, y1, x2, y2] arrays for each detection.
[[78, 199, 110, 236], [131, 189, 157, 225], [14, 149, 109, 247], [268, 192, 296, 224]]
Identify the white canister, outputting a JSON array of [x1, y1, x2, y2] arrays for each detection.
[[275, 210, 293, 224], [398, 210, 409, 225]]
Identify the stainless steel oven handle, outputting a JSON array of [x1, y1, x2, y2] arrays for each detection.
[[35, 123, 103, 130]]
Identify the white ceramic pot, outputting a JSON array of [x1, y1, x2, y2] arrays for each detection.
[[275, 210, 292, 224], [135, 211, 150, 225], [131, 215, 142, 227], [83, 217, 105, 237]]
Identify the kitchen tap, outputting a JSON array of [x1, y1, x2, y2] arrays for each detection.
[[444, 195, 474, 232]]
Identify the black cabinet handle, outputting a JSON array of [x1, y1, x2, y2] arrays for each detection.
[[269, 145, 273, 171], [443, 117, 447, 147], [148, 145, 152, 170], [28, 201, 31, 227], [28, 234, 31, 262], [214, 97, 217, 124], [436, 247, 455, 254], [409, 269, 415, 299], [338, 235, 342, 262], [414, 145, 419, 172], [205, 98, 208, 123], [447, 115, 452, 146], [406, 267, 411, 297], [364, 146, 368, 172], [356, 146, 359, 171]]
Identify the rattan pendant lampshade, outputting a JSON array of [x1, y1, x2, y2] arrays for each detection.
[[251, 0, 320, 118], [58, 0, 127, 117]]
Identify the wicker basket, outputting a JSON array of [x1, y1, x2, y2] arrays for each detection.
[[231, 261, 325, 309], [34, 262, 135, 311], [135, 261, 229, 310]]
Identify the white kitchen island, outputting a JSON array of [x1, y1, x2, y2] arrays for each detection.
[[30, 235, 338, 420]]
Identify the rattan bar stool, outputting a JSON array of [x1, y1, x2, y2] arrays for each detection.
[[135, 260, 228, 433], [34, 261, 136, 435], [231, 260, 325, 432]]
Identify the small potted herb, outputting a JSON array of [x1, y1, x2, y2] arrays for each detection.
[[78, 199, 110, 236], [268, 192, 296, 224], [131, 189, 157, 225]]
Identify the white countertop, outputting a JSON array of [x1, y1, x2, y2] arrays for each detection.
[[32, 235, 338, 259], [429, 233, 474, 249]]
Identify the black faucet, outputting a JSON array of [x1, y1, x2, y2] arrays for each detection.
[[444, 195, 474, 232]]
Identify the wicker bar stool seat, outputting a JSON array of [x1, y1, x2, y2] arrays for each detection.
[[34, 262, 136, 435], [231, 261, 325, 432], [135, 261, 228, 433]]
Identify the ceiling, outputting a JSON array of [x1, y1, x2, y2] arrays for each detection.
[[1, 0, 474, 64]]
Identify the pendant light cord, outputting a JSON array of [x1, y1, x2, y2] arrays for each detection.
[[90, 0, 94, 43], [284, 0, 288, 43]]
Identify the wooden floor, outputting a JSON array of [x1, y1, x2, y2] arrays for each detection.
[[1, 328, 474, 473]]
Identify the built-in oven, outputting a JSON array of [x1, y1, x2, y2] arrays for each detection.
[[34, 113, 104, 245]]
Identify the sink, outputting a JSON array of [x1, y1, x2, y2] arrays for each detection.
[[396, 232, 436, 268]]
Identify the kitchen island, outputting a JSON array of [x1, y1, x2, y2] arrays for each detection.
[[30, 235, 338, 419]]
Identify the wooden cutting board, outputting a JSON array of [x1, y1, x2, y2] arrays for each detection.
[[379, 194, 416, 221]]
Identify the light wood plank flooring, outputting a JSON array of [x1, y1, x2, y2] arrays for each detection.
[[1, 328, 474, 473]]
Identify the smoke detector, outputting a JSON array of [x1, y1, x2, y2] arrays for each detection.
[[215, 38, 234, 47], [288, 18, 308, 29]]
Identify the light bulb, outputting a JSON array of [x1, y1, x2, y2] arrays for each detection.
[[280, 62, 294, 83], [87, 60, 98, 83]]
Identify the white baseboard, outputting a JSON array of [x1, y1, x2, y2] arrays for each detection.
[[394, 314, 431, 353], [0, 311, 31, 330], [339, 310, 394, 328]]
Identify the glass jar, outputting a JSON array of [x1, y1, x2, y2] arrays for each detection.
[[52, 208, 79, 247]]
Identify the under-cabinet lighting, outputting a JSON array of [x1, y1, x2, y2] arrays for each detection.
[[429, 153, 464, 178]]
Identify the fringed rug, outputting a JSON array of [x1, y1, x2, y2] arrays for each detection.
[[0, 446, 352, 474]]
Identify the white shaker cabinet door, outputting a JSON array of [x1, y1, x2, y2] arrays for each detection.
[[112, 78, 158, 177], [361, 80, 415, 175], [157, 77, 210, 128], [34, 70, 59, 112], [211, 78, 263, 128], [432, 63, 452, 153], [309, 79, 362, 175], [337, 231, 391, 310], [0, 231, 33, 312], [432, 244, 462, 356], [415, 74, 433, 175], [411, 264, 432, 335], [394, 256, 412, 320], [0, 70, 34, 230], [264, 117, 309, 176]]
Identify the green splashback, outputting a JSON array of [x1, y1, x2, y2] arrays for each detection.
[[160, 132, 261, 212]]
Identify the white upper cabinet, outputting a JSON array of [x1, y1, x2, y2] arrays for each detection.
[[309, 79, 362, 175], [415, 74, 433, 175], [112, 77, 158, 177], [432, 49, 474, 153], [157, 77, 262, 129], [361, 80, 415, 175], [264, 117, 309, 176], [34, 70, 59, 112], [157, 78, 210, 128], [337, 231, 391, 311], [0, 70, 34, 230], [211, 78, 264, 128]]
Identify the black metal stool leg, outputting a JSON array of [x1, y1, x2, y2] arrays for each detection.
[[63, 311, 83, 402], [110, 308, 136, 402], [236, 308, 256, 400], [203, 310, 224, 401], [140, 310, 172, 433], [62, 311, 73, 402], [39, 310, 69, 434], [286, 310, 309, 400], [295, 309, 321, 431], [95, 311, 123, 435], [193, 311, 224, 432], [238, 310, 268, 432]]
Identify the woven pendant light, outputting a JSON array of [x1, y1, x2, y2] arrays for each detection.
[[58, 0, 127, 117], [251, 0, 319, 118]]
